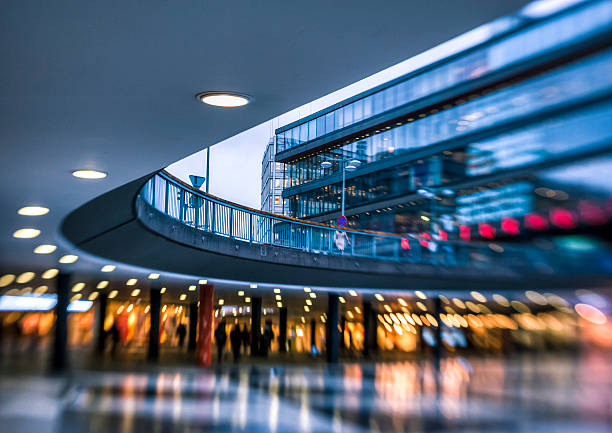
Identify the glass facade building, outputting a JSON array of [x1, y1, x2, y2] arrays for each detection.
[[276, 0, 612, 239], [261, 138, 287, 215]]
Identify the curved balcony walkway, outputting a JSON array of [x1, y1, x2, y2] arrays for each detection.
[[61, 171, 611, 290]]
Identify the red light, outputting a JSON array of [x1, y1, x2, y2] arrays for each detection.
[[478, 223, 496, 239], [438, 230, 448, 241], [400, 238, 410, 250], [524, 213, 548, 231], [578, 201, 607, 226], [501, 217, 520, 235], [549, 207, 576, 229], [459, 225, 471, 241], [419, 232, 431, 247]]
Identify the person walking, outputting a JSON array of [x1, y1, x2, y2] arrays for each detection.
[[176, 322, 187, 349], [214, 321, 227, 363], [230, 325, 242, 363], [241, 324, 250, 355]]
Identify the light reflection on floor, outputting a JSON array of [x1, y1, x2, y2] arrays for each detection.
[[1, 354, 611, 432]]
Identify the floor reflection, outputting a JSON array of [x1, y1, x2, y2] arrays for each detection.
[[1, 354, 611, 432]]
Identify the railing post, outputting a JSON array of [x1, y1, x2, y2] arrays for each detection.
[[229, 208, 233, 238], [351, 234, 355, 256], [151, 175, 156, 208], [179, 190, 185, 223], [328, 229, 333, 253], [249, 213, 254, 243], [204, 199, 209, 230], [394, 239, 399, 261], [372, 237, 377, 258], [164, 177, 169, 215], [211, 202, 216, 233], [289, 223, 293, 247]]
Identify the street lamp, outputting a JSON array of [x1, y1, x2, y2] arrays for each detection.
[[321, 157, 361, 218]]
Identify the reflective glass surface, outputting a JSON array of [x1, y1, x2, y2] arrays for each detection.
[[283, 48, 612, 190], [276, 0, 612, 153]]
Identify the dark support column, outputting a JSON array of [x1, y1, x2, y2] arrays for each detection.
[[251, 297, 262, 356], [148, 288, 161, 361], [363, 301, 378, 358], [196, 284, 214, 366], [433, 296, 442, 371], [95, 292, 108, 355], [340, 315, 346, 351], [310, 319, 316, 353], [326, 293, 339, 363], [52, 273, 70, 372], [188, 301, 198, 352], [278, 307, 287, 353]]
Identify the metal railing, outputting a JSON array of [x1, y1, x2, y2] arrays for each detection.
[[138, 171, 517, 268]]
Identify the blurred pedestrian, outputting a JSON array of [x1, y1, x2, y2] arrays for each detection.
[[109, 322, 120, 358], [214, 321, 227, 363], [230, 325, 242, 362], [241, 324, 250, 354], [176, 322, 187, 348]]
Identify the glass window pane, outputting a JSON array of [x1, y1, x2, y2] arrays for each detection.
[[325, 112, 334, 134], [353, 100, 363, 123]]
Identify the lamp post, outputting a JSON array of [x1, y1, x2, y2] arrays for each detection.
[[321, 157, 361, 219]]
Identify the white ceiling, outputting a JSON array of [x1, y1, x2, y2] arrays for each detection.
[[0, 0, 528, 277]]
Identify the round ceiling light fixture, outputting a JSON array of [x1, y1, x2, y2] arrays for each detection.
[[196, 91, 251, 107], [13, 228, 41, 239], [72, 170, 107, 179], [18, 206, 49, 216]]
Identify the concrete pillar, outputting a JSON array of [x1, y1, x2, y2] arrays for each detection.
[[363, 301, 378, 358], [310, 319, 316, 354], [341, 315, 347, 350], [278, 307, 287, 353], [52, 272, 70, 372], [95, 292, 108, 355], [196, 284, 214, 366], [148, 288, 161, 361], [433, 296, 442, 371], [326, 293, 339, 363], [251, 297, 262, 356], [188, 301, 198, 352]]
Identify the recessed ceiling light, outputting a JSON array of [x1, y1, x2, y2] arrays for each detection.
[[196, 91, 251, 107], [188, 285, 196, 291], [34, 244, 57, 254], [148, 273, 160, 279], [199, 279, 207, 285], [72, 283, 85, 292], [59, 254, 78, 264], [16, 272, 35, 284], [97, 281, 109, 289], [101, 265, 115, 272], [131, 289, 140, 297], [72, 170, 107, 179], [245, 297, 251, 303], [238, 291, 244, 296], [348, 290, 358, 297], [126, 278, 137, 286], [88, 292, 99, 301], [13, 228, 41, 239], [273, 288, 281, 294], [42, 269, 59, 279], [250, 284, 257, 289], [160, 287, 167, 294], [0, 274, 16, 287], [18, 206, 49, 216], [108, 290, 118, 299], [179, 294, 187, 301]]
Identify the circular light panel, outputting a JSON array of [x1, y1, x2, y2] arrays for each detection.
[[196, 92, 251, 107], [72, 170, 107, 179], [18, 206, 49, 216], [34, 244, 57, 254], [13, 228, 41, 239]]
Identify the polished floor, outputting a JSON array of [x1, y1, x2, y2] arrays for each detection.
[[1, 353, 611, 433]]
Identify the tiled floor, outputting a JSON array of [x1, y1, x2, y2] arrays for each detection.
[[1, 353, 611, 432]]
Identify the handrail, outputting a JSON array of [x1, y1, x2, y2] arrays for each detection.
[[138, 171, 512, 267], [137, 170, 610, 274]]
